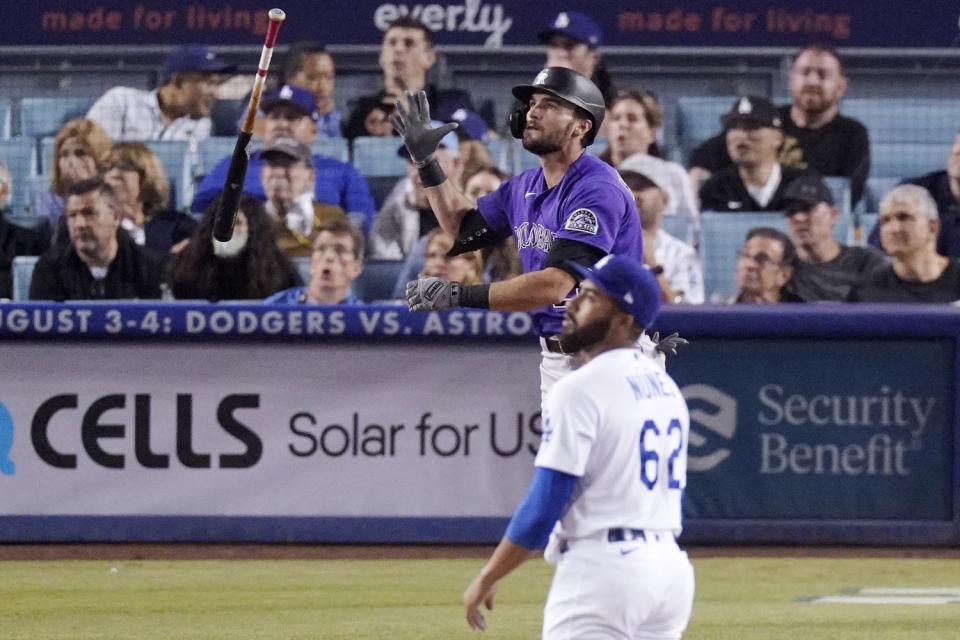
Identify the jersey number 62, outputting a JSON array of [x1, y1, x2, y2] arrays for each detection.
[[639, 418, 685, 491]]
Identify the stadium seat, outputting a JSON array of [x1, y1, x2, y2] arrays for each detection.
[[12, 255, 38, 301], [868, 142, 948, 179], [484, 137, 512, 174], [210, 98, 243, 137], [842, 98, 960, 144], [352, 137, 406, 177], [19, 96, 95, 139], [199, 136, 236, 174], [145, 140, 192, 210], [864, 177, 900, 212], [660, 215, 693, 246], [351, 259, 404, 302], [0, 100, 12, 140], [510, 138, 540, 175], [700, 212, 788, 302], [0, 138, 38, 215], [312, 137, 349, 163], [292, 256, 310, 284], [675, 96, 732, 157]]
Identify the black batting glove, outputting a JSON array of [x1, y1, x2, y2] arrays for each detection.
[[652, 331, 689, 357], [390, 90, 458, 166]]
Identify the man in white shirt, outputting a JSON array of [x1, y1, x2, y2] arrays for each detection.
[[620, 156, 705, 303], [87, 45, 234, 142], [463, 254, 694, 639]]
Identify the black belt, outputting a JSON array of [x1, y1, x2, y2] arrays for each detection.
[[544, 336, 566, 354], [607, 528, 647, 543]]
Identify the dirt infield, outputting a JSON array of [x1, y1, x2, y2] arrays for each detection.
[[1, 544, 959, 561]]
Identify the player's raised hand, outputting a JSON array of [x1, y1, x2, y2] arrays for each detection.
[[405, 277, 461, 311], [390, 90, 458, 165], [652, 331, 689, 356], [463, 575, 497, 631]]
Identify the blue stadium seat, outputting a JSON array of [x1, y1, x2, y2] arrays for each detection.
[[868, 142, 948, 179], [700, 212, 788, 302], [12, 255, 38, 301], [660, 215, 692, 246], [485, 137, 512, 174], [676, 96, 732, 157], [210, 98, 243, 137], [864, 177, 900, 212], [0, 138, 38, 215], [199, 136, 236, 174], [842, 98, 960, 144], [292, 256, 311, 284], [352, 137, 406, 177], [312, 137, 349, 163], [823, 176, 851, 216], [0, 100, 12, 140], [510, 138, 540, 175], [19, 96, 95, 139], [351, 259, 405, 302], [145, 140, 191, 210]]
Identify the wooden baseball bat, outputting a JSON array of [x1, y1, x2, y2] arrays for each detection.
[[212, 7, 286, 242]]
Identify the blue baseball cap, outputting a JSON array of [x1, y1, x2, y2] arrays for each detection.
[[260, 84, 320, 122], [566, 255, 661, 329], [397, 120, 460, 158], [435, 106, 489, 142], [538, 11, 603, 48], [162, 45, 235, 83]]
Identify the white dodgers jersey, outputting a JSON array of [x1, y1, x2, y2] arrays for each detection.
[[536, 347, 690, 539]]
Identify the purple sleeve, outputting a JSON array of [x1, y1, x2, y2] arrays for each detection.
[[555, 179, 630, 253], [475, 179, 515, 237]]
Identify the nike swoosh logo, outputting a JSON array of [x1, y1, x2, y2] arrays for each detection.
[[525, 192, 539, 198], [620, 547, 639, 556]]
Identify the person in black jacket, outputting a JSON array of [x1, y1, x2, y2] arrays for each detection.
[[0, 160, 46, 299], [698, 96, 812, 213], [29, 178, 162, 301]]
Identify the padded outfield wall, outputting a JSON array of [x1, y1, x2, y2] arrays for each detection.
[[0, 303, 955, 546]]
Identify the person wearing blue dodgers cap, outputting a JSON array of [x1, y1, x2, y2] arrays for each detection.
[[87, 45, 236, 143], [539, 10, 617, 110], [398, 68, 685, 411], [191, 84, 375, 233], [463, 255, 695, 638]]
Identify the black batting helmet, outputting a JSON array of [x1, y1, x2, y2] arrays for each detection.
[[510, 67, 606, 146]]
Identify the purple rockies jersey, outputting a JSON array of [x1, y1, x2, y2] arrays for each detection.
[[477, 153, 643, 336]]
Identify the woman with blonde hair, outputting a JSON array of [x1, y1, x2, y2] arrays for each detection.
[[36, 118, 111, 236], [103, 142, 196, 254], [420, 227, 483, 284]]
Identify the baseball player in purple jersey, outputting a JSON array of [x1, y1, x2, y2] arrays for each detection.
[[394, 67, 677, 401]]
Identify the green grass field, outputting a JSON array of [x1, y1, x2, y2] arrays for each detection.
[[2, 556, 959, 639]]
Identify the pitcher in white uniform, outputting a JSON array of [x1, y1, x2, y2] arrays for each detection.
[[463, 254, 695, 639]]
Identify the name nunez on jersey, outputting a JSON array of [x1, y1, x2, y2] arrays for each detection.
[[514, 222, 555, 252]]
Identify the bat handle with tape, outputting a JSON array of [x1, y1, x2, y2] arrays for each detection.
[[212, 131, 253, 242]]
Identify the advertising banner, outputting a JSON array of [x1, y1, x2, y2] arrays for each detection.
[[671, 338, 954, 521], [8, 1, 960, 48]]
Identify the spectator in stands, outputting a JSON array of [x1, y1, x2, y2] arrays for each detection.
[[369, 127, 462, 260], [260, 137, 348, 258], [689, 45, 869, 204], [29, 178, 162, 301], [699, 96, 811, 213], [617, 147, 699, 232], [620, 166, 704, 304], [730, 227, 800, 304], [612, 91, 700, 222], [87, 45, 234, 142], [419, 227, 483, 285], [538, 11, 616, 109], [281, 42, 341, 139], [780, 175, 886, 301], [343, 16, 476, 140], [192, 85, 374, 231], [168, 195, 301, 301], [36, 118, 111, 238], [849, 185, 960, 302], [868, 131, 960, 257], [265, 217, 364, 305], [0, 160, 46, 299], [103, 142, 196, 254]]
